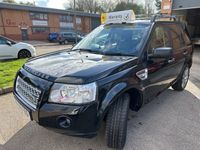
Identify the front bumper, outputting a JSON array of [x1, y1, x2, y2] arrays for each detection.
[[13, 68, 100, 137], [13, 89, 99, 137]]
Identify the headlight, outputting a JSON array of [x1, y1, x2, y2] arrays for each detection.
[[49, 82, 97, 104]]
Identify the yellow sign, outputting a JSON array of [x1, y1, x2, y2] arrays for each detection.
[[101, 10, 136, 24], [101, 13, 107, 24]]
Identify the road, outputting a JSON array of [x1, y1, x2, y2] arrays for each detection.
[[35, 45, 72, 56], [0, 46, 200, 150], [190, 47, 200, 89]]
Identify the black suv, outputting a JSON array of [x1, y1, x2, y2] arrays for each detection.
[[58, 31, 83, 44], [13, 16, 193, 149]]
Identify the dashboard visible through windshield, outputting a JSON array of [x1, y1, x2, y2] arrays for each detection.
[[72, 23, 150, 56]]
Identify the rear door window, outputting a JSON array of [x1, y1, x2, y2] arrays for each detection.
[[168, 24, 184, 50], [182, 29, 191, 46], [63, 33, 72, 37]]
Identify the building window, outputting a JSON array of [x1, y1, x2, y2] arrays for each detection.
[[76, 17, 82, 24], [32, 27, 49, 33], [30, 12, 48, 20], [59, 15, 73, 22]]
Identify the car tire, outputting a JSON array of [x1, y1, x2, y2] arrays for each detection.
[[172, 65, 190, 91], [59, 42, 62, 45], [105, 93, 130, 149], [18, 49, 31, 59], [64, 40, 68, 45]]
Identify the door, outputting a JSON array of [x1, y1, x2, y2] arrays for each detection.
[[168, 24, 186, 77], [63, 33, 73, 42], [0, 37, 16, 59], [21, 29, 28, 41], [72, 33, 77, 43], [143, 25, 176, 102]]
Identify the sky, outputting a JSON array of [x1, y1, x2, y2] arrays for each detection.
[[12, 0, 147, 10], [0, 0, 155, 12]]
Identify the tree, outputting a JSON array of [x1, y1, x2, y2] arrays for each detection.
[[3, 0, 35, 6], [96, 0, 115, 12], [155, 0, 161, 11], [66, 0, 103, 13], [2, 0, 17, 3], [19, 1, 36, 6], [113, 2, 145, 14]]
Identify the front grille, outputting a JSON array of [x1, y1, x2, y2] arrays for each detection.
[[15, 76, 41, 109]]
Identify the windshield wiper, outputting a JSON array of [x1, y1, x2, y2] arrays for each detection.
[[72, 48, 101, 54], [103, 52, 134, 57]]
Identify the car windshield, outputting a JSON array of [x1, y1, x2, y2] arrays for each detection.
[[72, 23, 150, 56]]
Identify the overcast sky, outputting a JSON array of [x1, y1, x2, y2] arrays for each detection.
[[12, 0, 147, 9], [0, 0, 155, 11]]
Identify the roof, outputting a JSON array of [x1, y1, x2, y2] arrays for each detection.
[[172, 0, 200, 10], [0, 2, 100, 18]]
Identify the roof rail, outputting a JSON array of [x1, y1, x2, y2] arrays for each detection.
[[151, 14, 177, 22], [136, 17, 151, 20]]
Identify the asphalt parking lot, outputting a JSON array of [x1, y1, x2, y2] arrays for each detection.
[[35, 44, 72, 56], [0, 45, 200, 150]]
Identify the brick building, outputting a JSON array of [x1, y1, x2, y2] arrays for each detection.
[[0, 3, 100, 41]]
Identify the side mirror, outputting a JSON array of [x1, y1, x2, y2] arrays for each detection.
[[150, 47, 172, 58], [6, 40, 12, 46]]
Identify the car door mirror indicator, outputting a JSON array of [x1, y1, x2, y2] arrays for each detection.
[[136, 68, 148, 80]]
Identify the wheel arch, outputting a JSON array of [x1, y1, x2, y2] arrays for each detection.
[[98, 82, 143, 124]]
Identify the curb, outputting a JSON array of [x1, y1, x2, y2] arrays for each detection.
[[33, 43, 59, 47], [0, 87, 13, 95]]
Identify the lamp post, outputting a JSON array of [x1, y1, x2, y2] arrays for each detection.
[[74, 0, 77, 43]]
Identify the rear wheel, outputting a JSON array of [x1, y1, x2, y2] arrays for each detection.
[[64, 40, 68, 45], [18, 50, 31, 59], [172, 65, 190, 91], [105, 93, 130, 149]]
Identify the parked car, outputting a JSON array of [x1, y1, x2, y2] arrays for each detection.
[[48, 32, 58, 42], [13, 12, 193, 149], [58, 31, 84, 44], [0, 35, 36, 60]]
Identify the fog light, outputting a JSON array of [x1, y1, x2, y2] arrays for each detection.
[[57, 116, 71, 128]]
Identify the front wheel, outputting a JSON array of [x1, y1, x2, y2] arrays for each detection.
[[18, 50, 31, 59], [172, 65, 190, 91], [105, 93, 130, 149]]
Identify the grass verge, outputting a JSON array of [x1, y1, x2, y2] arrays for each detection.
[[0, 59, 27, 89]]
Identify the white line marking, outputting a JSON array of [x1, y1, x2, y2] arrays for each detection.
[[186, 80, 200, 100]]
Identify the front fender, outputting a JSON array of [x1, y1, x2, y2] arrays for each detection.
[[97, 82, 127, 122]]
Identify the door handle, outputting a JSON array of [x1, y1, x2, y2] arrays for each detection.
[[168, 58, 175, 63]]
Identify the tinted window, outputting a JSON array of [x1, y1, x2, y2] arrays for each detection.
[[182, 30, 191, 45], [168, 24, 184, 50], [0, 37, 6, 44], [30, 12, 48, 20], [148, 26, 171, 54], [63, 33, 72, 37], [73, 23, 150, 56]]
